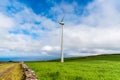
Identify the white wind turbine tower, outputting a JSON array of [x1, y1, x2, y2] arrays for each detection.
[[59, 15, 65, 63]]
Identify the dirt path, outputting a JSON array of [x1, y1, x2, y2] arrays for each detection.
[[0, 64, 16, 77], [0, 63, 24, 80]]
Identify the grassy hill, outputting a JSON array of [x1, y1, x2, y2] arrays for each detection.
[[49, 54, 120, 62], [26, 54, 120, 80]]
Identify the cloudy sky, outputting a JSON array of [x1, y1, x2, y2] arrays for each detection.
[[0, 0, 120, 61]]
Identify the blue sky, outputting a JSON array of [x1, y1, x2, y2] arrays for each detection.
[[0, 0, 120, 61]]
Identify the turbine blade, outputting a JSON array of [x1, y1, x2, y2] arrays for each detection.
[[61, 14, 65, 22], [55, 17, 60, 23]]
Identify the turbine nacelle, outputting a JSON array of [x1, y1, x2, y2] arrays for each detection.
[[59, 22, 64, 25]]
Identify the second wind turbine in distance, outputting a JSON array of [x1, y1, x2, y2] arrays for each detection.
[[59, 15, 65, 63]]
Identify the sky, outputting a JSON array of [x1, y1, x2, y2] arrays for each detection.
[[0, 0, 120, 61]]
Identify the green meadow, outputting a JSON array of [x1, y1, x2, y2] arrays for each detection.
[[26, 54, 120, 80]]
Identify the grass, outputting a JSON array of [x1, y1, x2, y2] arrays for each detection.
[[26, 54, 120, 80], [0, 63, 24, 80]]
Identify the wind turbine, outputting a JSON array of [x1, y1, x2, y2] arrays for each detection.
[[59, 15, 65, 63]]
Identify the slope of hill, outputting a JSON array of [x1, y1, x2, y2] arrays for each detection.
[[26, 54, 120, 80], [58, 54, 120, 62]]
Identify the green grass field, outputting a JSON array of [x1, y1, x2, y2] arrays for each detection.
[[26, 54, 120, 80]]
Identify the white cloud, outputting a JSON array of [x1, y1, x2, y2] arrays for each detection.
[[0, 13, 14, 28], [42, 45, 53, 51], [42, 45, 60, 52]]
